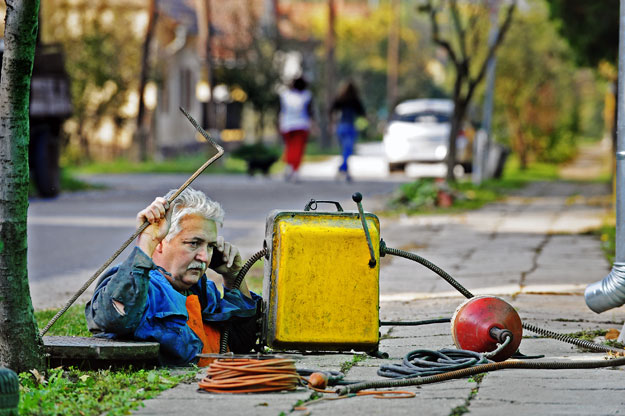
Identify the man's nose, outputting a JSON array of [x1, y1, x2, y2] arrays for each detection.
[[196, 247, 211, 262]]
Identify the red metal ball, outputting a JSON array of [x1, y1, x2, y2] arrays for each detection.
[[450, 296, 522, 361]]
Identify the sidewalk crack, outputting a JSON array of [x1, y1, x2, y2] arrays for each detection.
[[448, 372, 486, 416]]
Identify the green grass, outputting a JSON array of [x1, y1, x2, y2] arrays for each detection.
[[66, 141, 342, 177], [19, 366, 195, 416], [25, 305, 196, 416], [35, 304, 91, 337], [29, 169, 104, 197], [564, 328, 625, 351], [594, 214, 616, 264], [499, 154, 561, 183], [67, 154, 248, 175], [385, 155, 562, 215], [339, 354, 367, 374]]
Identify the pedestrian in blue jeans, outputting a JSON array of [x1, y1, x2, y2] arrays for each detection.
[[331, 81, 365, 182]]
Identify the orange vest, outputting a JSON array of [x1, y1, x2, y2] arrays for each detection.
[[186, 294, 226, 366]]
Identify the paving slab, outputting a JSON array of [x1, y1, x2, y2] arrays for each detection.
[[134, 146, 625, 415]]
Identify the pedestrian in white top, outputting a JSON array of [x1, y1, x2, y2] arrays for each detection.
[[278, 76, 313, 182]]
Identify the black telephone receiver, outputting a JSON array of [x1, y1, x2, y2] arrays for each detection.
[[208, 248, 226, 270]]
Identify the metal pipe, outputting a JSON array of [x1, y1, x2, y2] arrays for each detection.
[[585, 0, 625, 313]]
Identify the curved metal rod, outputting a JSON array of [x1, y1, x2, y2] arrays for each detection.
[[40, 107, 223, 336]]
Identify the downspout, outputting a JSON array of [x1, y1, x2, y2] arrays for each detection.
[[585, 0, 625, 316]]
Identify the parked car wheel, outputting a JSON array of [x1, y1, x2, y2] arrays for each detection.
[[30, 125, 60, 198], [388, 162, 406, 172]]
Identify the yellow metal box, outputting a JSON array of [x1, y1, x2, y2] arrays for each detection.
[[262, 204, 380, 352]]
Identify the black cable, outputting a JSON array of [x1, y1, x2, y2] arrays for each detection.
[[380, 318, 450, 326], [522, 322, 625, 355], [378, 348, 489, 378], [337, 356, 625, 395], [219, 248, 268, 354], [381, 243, 474, 299], [382, 243, 625, 356]]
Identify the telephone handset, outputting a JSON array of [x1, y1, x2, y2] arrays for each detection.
[[208, 249, 226, 270]]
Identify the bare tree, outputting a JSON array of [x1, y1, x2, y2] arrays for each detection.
[[0, 0, 46, 372], [421, 0, 516, 182]]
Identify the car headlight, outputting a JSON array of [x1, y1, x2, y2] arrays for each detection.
[[385, 137, 410, 160], [435, 145, 447, 159]]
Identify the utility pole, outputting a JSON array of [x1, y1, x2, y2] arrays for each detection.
[[474, 0, 499, 185], [585, 0, 625, 341], [136, 0, 158, 161], [195, 0, 214, 130], [323, 0, 337, 149], [386, 0, 400, 117]]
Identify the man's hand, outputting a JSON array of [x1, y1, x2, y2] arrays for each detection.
[[211, 236, 243, 289], [136, 197, 171, 256]]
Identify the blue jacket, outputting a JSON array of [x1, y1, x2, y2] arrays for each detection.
[[85, 247, 260, 365]]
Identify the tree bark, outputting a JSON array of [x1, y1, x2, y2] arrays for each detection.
[[322, 0, 336, 149], [0, 0, 45, 372], [386, 0, 400, 116]]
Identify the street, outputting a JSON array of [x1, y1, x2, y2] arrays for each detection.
[[27, 159, 407, 309]]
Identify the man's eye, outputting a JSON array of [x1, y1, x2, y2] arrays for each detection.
[[187, 241, 199, 248]]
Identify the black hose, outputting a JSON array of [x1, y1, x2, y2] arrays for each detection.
[[219, 248, 268, 354], [380, 318, 451, 326], [378, 349, 489, 378], [337, 356, 625, 395], [522, 322, 625, 355], [382, 244, 625, 355], [382, 244, 474, 299]]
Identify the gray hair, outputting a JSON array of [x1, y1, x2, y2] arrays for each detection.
[[163, 187, 225, 241]]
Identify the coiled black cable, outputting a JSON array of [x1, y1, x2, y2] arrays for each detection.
[[219, 248, 268, 354], [382, 242, 625, 356], [337, 356, 625, 395], [378, 348, 489, 378]]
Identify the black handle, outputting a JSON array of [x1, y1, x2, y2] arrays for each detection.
[[304, 199, 344, 212]]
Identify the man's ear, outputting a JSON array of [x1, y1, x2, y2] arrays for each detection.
[[154, 240, 165, 254]]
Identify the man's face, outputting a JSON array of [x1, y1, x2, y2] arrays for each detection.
[[156, 213, 218, 291]]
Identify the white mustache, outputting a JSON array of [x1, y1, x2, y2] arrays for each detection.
[[187, 261, 206, 273]]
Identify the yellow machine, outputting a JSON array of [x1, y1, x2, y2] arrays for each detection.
[[262, 197, 381, 354]]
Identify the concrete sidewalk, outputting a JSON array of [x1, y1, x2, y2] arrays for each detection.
[[135, 142, 625, 415]]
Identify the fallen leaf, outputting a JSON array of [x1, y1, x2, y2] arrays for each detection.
[[606, 328, 620, 340], [30, 369, 46, 386]]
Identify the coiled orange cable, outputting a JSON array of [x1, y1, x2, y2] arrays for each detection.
[[198, 358, 302, 393], [198, 358, 416, 402]]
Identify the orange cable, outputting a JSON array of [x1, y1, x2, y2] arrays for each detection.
[[198, 358, 302, 394], [198, 358, 417, 400]]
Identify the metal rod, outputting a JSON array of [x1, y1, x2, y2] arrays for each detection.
[[40, 108, 223, 336], [351, 192, 376, 268]]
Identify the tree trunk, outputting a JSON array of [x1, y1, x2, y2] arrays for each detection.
[[446, 74, 466, 183], [322, 0, 336, 149], [0, 0, 45, 372], [386, 0, 400, 116]]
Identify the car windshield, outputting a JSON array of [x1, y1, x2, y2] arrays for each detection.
[[392, 111, 450, 124]]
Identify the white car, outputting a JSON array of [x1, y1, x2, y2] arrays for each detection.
[[383, 99, 472, 172]]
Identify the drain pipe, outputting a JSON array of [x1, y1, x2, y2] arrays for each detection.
[[585, 0, 625, 325]]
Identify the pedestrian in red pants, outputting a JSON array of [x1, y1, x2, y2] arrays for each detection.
[[282, 129, 309, 172]]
